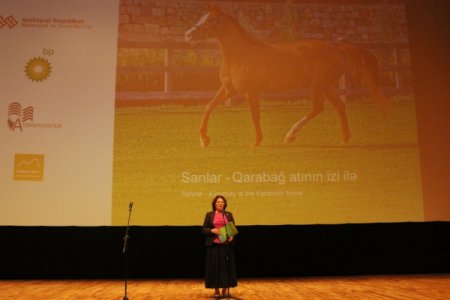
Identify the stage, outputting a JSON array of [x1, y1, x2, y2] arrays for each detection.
[[1, 274, 449, 299]]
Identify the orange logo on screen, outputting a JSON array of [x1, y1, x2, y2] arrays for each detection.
[[0, 15, 18, 29], [7, 102, 34, 131], [14, 154, 44, 181]]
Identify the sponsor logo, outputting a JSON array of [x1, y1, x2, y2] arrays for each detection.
[[7, 102, 62, 132], [1, 14, 93, 30], [0, 15, 18, 29], [7, 102, 33, 131], [24, 57, 52, 82], [14, 154, 45, 181]]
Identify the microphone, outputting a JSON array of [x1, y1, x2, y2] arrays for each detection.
[[222, 208, 227, 222], [129, 202, 133, 211]]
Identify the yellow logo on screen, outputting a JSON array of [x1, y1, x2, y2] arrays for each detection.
[[14, 154, 44, 181], [24, 57, 52, 82]]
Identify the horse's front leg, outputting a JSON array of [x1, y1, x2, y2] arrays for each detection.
[[246, 94, 263, 147], [284, 88, 325, 144], [199, 85, 230, 147]]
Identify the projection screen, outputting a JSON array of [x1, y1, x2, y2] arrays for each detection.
[[1, 0, 447, 226]]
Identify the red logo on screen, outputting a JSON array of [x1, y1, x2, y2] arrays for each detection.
[[7, 102, 34, 132], [0, 15, 18, 29], [6, 102, 63, 132]]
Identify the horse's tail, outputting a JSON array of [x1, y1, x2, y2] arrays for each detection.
[[342, 44, 389, 115]]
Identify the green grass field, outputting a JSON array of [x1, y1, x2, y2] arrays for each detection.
[[112, 98, 423, 225]]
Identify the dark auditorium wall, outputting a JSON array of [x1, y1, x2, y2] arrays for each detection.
[[1, 0, 449, 279], [1, 223, 450, 279]]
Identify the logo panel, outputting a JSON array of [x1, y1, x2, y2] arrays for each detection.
[[14, 154, 45, 181]]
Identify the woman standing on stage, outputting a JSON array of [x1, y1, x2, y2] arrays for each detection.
[[202, 195, 238, 298]]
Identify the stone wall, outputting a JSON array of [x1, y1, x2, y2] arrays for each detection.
[[118, 0, 409, 44]]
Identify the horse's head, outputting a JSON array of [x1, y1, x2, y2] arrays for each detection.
[[185, 5, 223, 44]]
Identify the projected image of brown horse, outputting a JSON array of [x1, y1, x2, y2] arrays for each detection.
[[185, 4, 389, 147]]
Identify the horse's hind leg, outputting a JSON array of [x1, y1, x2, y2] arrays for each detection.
[[326, 90, 351, 143], [284, 89, 325, 144], [246, 93, 263, 147], [200, 85, 231, 147]]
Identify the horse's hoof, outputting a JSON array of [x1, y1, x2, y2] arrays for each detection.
[[284, 133, 296, 144], [200, 136, 210, 148], [342, 133, 351, 144], [251, 137, 262, 148]]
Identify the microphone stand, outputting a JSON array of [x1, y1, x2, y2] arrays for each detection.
[[221, 211, 242, 300], [122, 202, 133, 300]]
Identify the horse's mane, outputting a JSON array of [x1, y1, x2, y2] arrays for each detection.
[[218, 9, 267, 48]]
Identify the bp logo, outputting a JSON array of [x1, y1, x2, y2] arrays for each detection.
[[24, 57, 52, 82]]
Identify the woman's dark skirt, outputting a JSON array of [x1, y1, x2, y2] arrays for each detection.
[[205, 244, 237, 288]]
